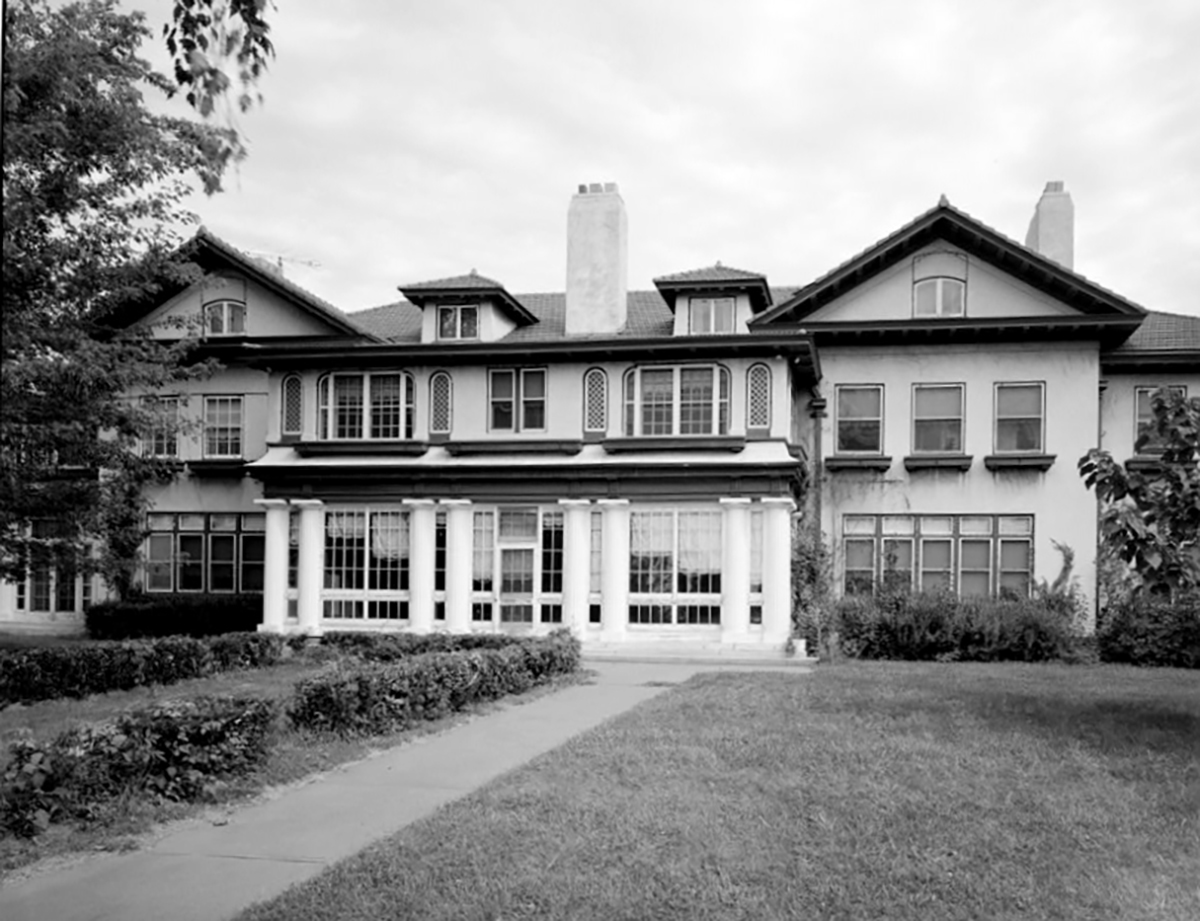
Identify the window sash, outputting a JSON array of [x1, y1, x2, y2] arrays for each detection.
[[430, 372, 453, 434], [489, 369, 547, 432], [281, 376, 303, 436], [626, 366, 729, 437], [203, 397, 243, 458], [205, 300, 246, 336], [689, 297, 735, 334], [913, 385, 963, 453], [143, 397, 179, 458], [438, 305, 479, 340], [320, 374, 413, 441], [913, 278, 965, 317], [995, 383, 1044, 453], [835, 385, 883, 453]]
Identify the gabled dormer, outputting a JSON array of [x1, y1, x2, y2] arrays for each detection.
[[653, 264, 773, 337], [399, 271, 537, 344]]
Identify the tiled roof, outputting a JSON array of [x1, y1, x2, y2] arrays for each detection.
[[654, 264, 768, 284], [401, 270, 507, 291], [1110, 310, 1200, 353], [350, 286, 803, 344]]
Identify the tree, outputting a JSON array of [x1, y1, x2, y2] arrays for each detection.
[[1078, 387, 1200, 600], [1, 0, 240, 596]]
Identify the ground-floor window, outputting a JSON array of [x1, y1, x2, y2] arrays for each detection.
[[322, 508, 410, 620], [144, 513, 264, 593], [14, 520, 93, 614], [842, 513, 1033, 598], [471, 506, 564, 625], [629, 508, 722, 625]]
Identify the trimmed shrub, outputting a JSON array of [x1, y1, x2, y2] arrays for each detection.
[[1099, 594, 1200, 668], [319, 631, 521, 662], [1, 696, 278, 838], [0, 632, 284, 705], [832, 591, 1078, 662], [86, 593, 263, 639], [289, 631, 580, 736]]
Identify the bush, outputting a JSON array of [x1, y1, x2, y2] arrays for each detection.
[[289, 631, 580, 736], [832, 591, 1078, 662], [86, 593, 263, 639], [320, 631, 526, 662], [0, 696, 278, 838], [0, 632, 284, 705], [1099, 594, 1200, 668]]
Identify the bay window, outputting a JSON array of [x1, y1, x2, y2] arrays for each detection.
[[623, 365, 730, 437], [318, 372, 415, 440], [628, 509, 722, 625], [144, 513, 264, 593]]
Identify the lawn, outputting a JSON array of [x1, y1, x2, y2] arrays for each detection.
[[237, 662, 1200, 921]]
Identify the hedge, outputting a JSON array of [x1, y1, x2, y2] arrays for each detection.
[[86, 593, 263, 639], [1, 696, 278, 838], [320, 631, 529, 662], [831, 592, 1082, 662], [1099, 594, 1200, 668], [0, 632, 284, 705], [289, 631, 581, 735]]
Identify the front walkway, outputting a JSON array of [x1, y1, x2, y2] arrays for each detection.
[[0, 659, 810, 921]]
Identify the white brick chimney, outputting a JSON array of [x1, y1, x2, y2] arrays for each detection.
[[1025, 180, 1074, 270], [565, 182, 627, 335]]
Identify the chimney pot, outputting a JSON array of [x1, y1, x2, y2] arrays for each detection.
[[588, 182, 602, 193], [577, 184, 587, 193]]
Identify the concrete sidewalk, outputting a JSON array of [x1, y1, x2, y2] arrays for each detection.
[[0, 659, 809, 921]]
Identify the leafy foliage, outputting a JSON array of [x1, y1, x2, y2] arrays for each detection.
[[1098, 593, 1200, 669], [791, 526, 832, 655], [1, 0, 238, 594], [320, 631, 538, 662], [1, 696, 277, 838], [1079, 387, 1200, 599], [86, 593, 264, 639]]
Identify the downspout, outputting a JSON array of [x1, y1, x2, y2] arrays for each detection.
[[809, 387, 827, 546], [1094, 378, 1108, 632]]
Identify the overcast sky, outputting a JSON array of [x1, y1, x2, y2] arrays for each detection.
[[148, 0, 1199, 318]]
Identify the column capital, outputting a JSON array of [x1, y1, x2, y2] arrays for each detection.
[[254, 498, 290, 509], [719, 497, 753, 507], [292, 498, 324, 509], [760, 496, 796, 510], [402, 498, 437, 509], [558, 498, 593, 508], [596, 498, 630, 508], [439, 498, 472, 508]]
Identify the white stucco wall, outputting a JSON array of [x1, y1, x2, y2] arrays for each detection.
[[140, 274, 340, 339]]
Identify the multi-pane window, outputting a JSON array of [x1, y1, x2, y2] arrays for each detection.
[[689, 297, 736, 334], [205, 299, 246, 336], [204, 397, 243, 458], [628, 509, 722, 625], [995, 383, 1044, 453], [471, 507, 564, 625], [489, 369, 546, 432], [583, 368, 608, 434], [623, 366, 730, 437], [145, 513, 264, 593], [437, 305, 479, 340], [1135, 386, 1186, 453], [322, 508, 410, 620], [747, 364, 772, 430], [430, 372, 453, 435], [281, 376, 303, 436], [16, 520, 87, 614], [143, 397, 179, 458], [317, 373, 415, 440], [913, 278, 965, 317], [913, 385, 964, 453], [840, 514, 1033, 598], [835, 385, 883, 453]]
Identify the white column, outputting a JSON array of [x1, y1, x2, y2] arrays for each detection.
[[720, 497, 752, 643], [254, 499, 290, 634], [442, 499, 473, 633], [761, 497, 796, 646], [558, 499, 592, 638], [598, 499, 630, 643], [404, 499, 436, 634], [293, 499, 325, 637]]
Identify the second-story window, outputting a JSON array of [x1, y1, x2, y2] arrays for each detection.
[[623, 365, 730, 437], [143, 396, 179, 458], [1135, 385, 1186, 453], [835, 385, 883, 453], [438, 305, 479, 340], [205, 299, 246, 336], [318, 373, 415, 440], [747, 364, 772, 430], [583, 368, 608, 434], [490, 369, 545, 432], [995, 383, 1044, 453], [913, 278, 965, 318], [281, 376, 303, 437], [913, 384, 964, 453], [689, 297, 735, 334], [204, 396, 243, 458], [429, 371, 453, 435]]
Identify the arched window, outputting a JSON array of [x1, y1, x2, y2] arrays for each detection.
[[204, 299, 246, 335], [430, 371, 453, 435], [622, 365, 730, 437], [583, 368, 607, 434], [281, 375, 303, 436], [317, 372, 415, 440], [746, 364, 772, 430]]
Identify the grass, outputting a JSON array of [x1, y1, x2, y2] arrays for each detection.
[[0, 647, 585, 880], [236, 662, 1200, 921]]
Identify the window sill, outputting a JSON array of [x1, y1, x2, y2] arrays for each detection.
[[603, 436, 747, 454], [187, 459, 247, 477], [294, 441, 429, 457], [903, 454, 973, 471], [984, 454, 1056, 471], [824, 456, 892, 472], [444, 440, 583, 456], [1125, 455, 1163, 472]]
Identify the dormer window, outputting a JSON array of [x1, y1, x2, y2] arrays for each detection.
[[913, 278, 965, 318], [689, 297, 735, 334], [205, 299, 246, 336], [437, 305, 479, 340]]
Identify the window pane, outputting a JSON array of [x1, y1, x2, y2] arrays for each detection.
[[883, 539, 913, 570], [500, 548, 534, 594], [941, 280, 964, 315], [334, 377, 364, 439], [882, 516, 914, 535], [914, 420, 962, 452], [838, 387, 881, 418], [438, 307, 457, 339], [241, 535, 265, 592], [922, 517, 953, 534], [640, 369, 674, 436], [491, 372, 513, 399], [914, 280, 938, 316], [1000, 540, 1030, 570], [499, 509, 538, 540], [961, 572, 989, 596], [960, 517, 992, 535], [997, 419, 1042, 452], [915, 386, 962, 417], [178, 534, 205, 591], [845, 540, 873, 568], [922, 540, 951, 569], [679, 368, 715, 435], [370, 374, 403, 439], [714, 299, 735, 332], [206, 303, 225, 334], [960, 540, 990, 569], [844, 516, 876, 535], [997, 385, 1041, 416], [690, 299, 713, 334], [228, 303, 246, 333], [838, 420, 881, 452], [460, 306, 478, 338], [210, 534, 236, 592]]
